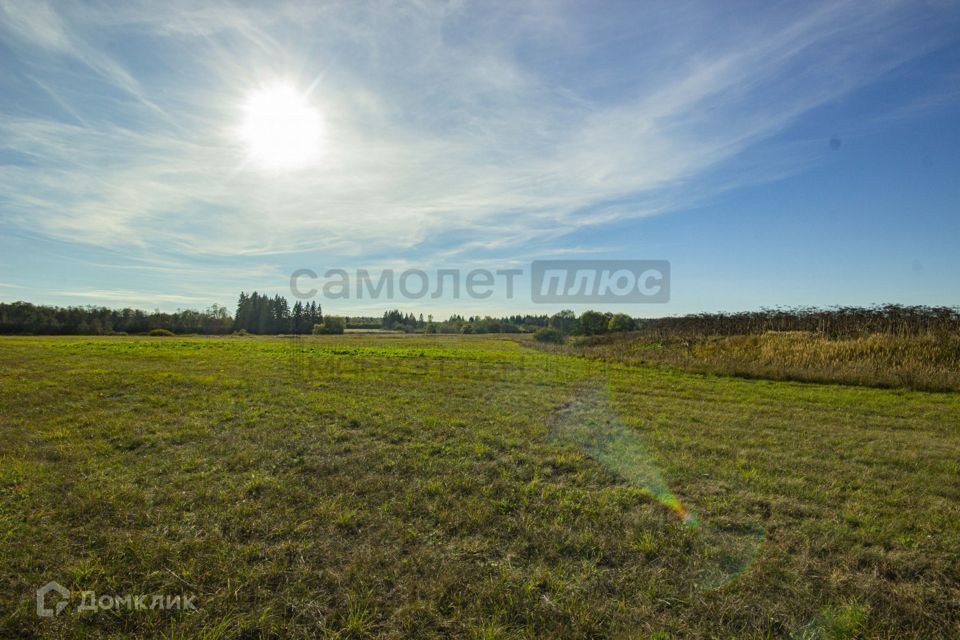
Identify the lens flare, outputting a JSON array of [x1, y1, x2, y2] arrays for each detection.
[[550, 381, 763, 590]]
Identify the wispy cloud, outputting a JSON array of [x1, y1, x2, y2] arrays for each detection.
[[55, 289, 215, 306], [1, 0, 958, 280], [0, 0, 173, 121]]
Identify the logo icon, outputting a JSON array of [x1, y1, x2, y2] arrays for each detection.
[[36, 581, 70, 617]]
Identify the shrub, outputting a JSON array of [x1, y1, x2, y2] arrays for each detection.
[[148, 328, 175, 337], [578, 310, 611, 336], [312, 317, 345, 335], [608, 313, 636, 332], [534, 327, 565, 344]]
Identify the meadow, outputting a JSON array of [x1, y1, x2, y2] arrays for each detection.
[[1, 334, 958, 639]]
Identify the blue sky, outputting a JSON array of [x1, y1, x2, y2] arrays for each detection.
[[1, 0, 958, 317]]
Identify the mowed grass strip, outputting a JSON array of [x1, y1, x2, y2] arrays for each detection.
[[1, 335, 958, 639]]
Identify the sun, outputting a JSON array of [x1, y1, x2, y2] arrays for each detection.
[[239, 84, 323, 171]]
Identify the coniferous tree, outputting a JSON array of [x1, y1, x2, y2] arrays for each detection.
[[292, 301, 304, 334], [271, 294, 290, 333], [234, 292, 249, 332]]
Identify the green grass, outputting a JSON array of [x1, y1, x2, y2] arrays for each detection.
[[1, 334, 958, 638]]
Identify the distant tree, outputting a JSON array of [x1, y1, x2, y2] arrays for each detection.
[[313, 316, 345, 335], [234, 292, 249, 332], [549, 310, 578, 335], [255, 294, 272, 334], [578, 311, 610, 336], [291, 301, 304, 334], [272, 294, 290, 333], [382, 309, 404, 330], [608, 313, 636, 332], [231, 291, 305, 335]]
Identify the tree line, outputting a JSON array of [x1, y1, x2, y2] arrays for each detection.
[[0, 301, 234, 335], [632, 304, 960, 339], [378, 308, 635, 335], [380, 309, 553, 334], [2, 298, 955, 338]]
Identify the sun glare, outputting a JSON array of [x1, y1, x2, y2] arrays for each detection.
[[239, 84, 323, 171]]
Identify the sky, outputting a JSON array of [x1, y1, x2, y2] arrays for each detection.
[[1, 0, 958, 318]]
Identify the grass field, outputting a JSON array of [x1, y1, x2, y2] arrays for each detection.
[[2, 334, 959, 638]]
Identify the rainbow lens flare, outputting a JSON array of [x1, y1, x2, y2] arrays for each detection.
[[550, 381, 763, 590]]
